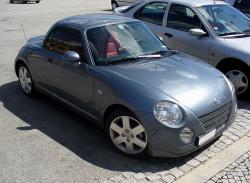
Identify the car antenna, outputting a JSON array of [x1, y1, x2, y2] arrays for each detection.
[[21, 24, 28, 44], [21, 24, 31, 54]]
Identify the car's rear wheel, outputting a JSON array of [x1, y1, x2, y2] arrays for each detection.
[[18, 64, 35, 96], [106, 110, 148, 157], [10, 0, 14, 3], [111, 2, 118, 10], [223, 65, 249, 98], [36, 1, 39, 3]]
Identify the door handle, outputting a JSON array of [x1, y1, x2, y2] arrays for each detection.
[[164, 33, 173, 38]]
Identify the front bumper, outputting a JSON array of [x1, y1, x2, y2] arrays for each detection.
[[135, 95, 237, 157]]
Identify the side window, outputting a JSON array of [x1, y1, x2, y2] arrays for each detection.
[[43, 28, 61, 50], [55, 28, 85, 60], [167, 4, 203, 32], [44, 27, 85, 61], [134, 2, 168, 26]]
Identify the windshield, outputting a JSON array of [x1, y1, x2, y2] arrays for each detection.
[[87, 21, 167, 65], [197, 4, 250, 36]]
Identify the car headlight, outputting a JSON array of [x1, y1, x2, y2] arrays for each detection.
[[153, 101, 184, 127]]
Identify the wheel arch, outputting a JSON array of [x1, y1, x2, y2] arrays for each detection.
[[103, 104, 136, 127], [15, 59, 27, 77], [216, 58, 249, 71]]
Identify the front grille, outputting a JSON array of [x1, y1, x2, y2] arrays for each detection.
[[199, 102, 231, 130]]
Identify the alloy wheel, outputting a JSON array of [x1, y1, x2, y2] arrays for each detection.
[[109, 116, 147, 155], [18, 66, 33, 94], [226, 69, 248, 95]]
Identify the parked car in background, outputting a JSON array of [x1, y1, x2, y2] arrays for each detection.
[[117, 0, 250, 97], [10, 0, 41, 3], [225, 0, 250, 18], [14, 14, 237, 157], [111, 0, 138, 10]]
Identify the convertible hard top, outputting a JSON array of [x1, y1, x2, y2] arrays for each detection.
[[55, 13, 138, 30]]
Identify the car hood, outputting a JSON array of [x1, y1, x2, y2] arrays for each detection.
[[222, 36, 250, 52], [108, 54, 231, 117]]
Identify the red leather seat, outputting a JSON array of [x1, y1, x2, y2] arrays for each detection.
[[106, 35, 120, 58]]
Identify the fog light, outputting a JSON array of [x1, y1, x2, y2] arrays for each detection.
[[180, 127, 194, 144]]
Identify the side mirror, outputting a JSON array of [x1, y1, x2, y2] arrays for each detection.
[[63, 51, 80, 62], [189, 28, 207, 36]]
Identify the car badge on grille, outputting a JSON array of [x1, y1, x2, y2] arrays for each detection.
[[214, 97, 224, 105]]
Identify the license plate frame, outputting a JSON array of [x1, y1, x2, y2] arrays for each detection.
[[198, 129, 216, 146]]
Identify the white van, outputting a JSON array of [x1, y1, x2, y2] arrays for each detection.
[[111, 0, 137, 10]]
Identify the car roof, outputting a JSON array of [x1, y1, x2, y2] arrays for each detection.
[[55, 13, 138, 30], [145, 0, 226, 7]]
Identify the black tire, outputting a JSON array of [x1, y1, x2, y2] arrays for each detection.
[[220, 64, 250, 98], [10, 0, 14, 3], [17, 63, 36, 97], [36, 1, 39, 3], [111, 2, 118, 11], [105, 109, 148, 157]]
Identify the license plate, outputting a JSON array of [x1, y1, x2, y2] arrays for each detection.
[[198, 129, 216, 146]]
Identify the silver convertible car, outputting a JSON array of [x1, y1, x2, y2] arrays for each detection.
[[15, 14, 237, 157], [117, 0, 250, 97]]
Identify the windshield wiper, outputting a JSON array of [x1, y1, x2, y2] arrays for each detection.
[[105, 56, 141, 65], [104, 50, 179, 65], [138, 54, 162, 58], [219, 32, 245, 36], [159, 50, 178, 54], [150, 50, 179, 56]]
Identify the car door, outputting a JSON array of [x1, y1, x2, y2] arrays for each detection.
[[133, 1, 173, 48], [42, 27, 95, 117], [163, 3, 211, 61]]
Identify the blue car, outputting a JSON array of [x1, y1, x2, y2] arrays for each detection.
[[14, 14, 237, 157]]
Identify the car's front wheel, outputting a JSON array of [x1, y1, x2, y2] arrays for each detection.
[[106, 110, 148, 157], [223, 65, 249, 98], [18, 64, 35, 96]]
